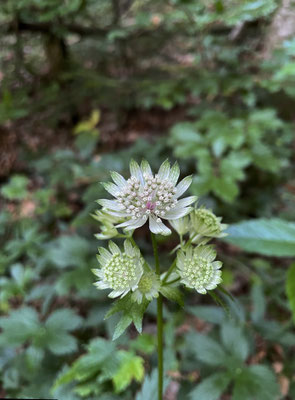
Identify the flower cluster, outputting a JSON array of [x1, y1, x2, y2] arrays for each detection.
[[92, 240, 144, 298], [177, 245, 222, 294], [99, 160, 196, 236]]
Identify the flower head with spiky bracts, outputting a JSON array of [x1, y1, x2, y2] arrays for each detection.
[[92, 240, 144, 298], [132, 271, 161, 304], [177, 245, 222, 294], [99, 160, 197, 236], [190, 207, 227, 239]]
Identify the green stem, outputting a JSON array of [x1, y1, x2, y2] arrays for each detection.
[[163, 237, 193, 283], [151, 233, 163, 400], [163, 277, 180, 286], [162, 259, 176, 283]]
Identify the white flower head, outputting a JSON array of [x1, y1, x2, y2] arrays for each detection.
[[92, 240, 144, 298], [98, 159, 197, 236], [177, 245, 222, 294], [132, 271, 161, 304], [190, 206, 227, 239]]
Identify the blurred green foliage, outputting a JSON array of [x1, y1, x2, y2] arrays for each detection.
[[1, 0, 295, 398]]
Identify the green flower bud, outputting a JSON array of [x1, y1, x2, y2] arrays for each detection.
[[132, 271, 160, 304], [190, 207, 227, 239]]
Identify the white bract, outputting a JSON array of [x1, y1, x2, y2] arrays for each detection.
[[177, 245, 222, 294], [92, 240, 144, 298], [99, 160, 196, 235]]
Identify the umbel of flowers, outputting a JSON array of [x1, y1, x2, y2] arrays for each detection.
[[92, 160, 227, 400]]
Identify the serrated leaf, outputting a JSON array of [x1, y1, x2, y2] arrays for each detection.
[[232, 365, 279, 400], [224, 218, 295, 256], [189, 371, 231, 400], [0, 307, 40, 345], [186, 332, 227, 366], [46, 331, 78, 355], [286, 263, 295, 324], [113, 315, 133, 341], [45, 308, 83, 331], [105, 294, 149, 339], [112, 350, 144, 393], [53, 338, 116, 389], [221, 321, 249, 361]]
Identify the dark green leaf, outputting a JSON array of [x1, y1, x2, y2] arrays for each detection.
[[189, 371, 231, 400], [224, 219, 295, 256]]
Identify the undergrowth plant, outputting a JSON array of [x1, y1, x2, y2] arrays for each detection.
[[93, 159, 227, 399]]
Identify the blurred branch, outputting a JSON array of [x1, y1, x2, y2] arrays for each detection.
[[3, 20, 109, 36]]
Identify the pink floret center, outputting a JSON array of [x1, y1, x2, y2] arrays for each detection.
[[146, 201, 156, 211]]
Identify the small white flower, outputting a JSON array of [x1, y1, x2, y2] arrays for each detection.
[[177, 245, 222, 294], [92, 240, 144, 298], [98, 160, 197, 236], [132, 271, 161, 304]]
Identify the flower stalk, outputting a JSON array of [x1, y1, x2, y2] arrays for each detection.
[[151, 232, 164, 400]]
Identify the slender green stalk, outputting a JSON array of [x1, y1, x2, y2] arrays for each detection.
[[162, 258, 177, 283], [163, 277, 180, 286], [151, 233, 163, 400], [163, 237, 193, 283]]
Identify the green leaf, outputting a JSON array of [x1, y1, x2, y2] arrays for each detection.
[[46, 235, 90, 268], [45, 308, 83, 331], [224, 218, 295, 256], [186, 332, 227, 366], [189, 372, 231, 400], [1, 175, 29, 200], [53, 338, 116, 389], [105, 294, 149, 339], [136, 369, 170, 400], [130, 333, 156, 354], [73, 110, 100, 135], [212, 177, 239, 203], [286, 263, 295, 324], [112, 350, 144, 393], [160, 286, 184, 306], [113, 315, 133, 341], [251, 282, 266, 323], [25, 346, 44, 370], [221, 322, 249, 361], [232, 365, 279, 400], [186, 305, 225, 324], [0, 307, 40, 345], [46, 331, 78, 355]]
